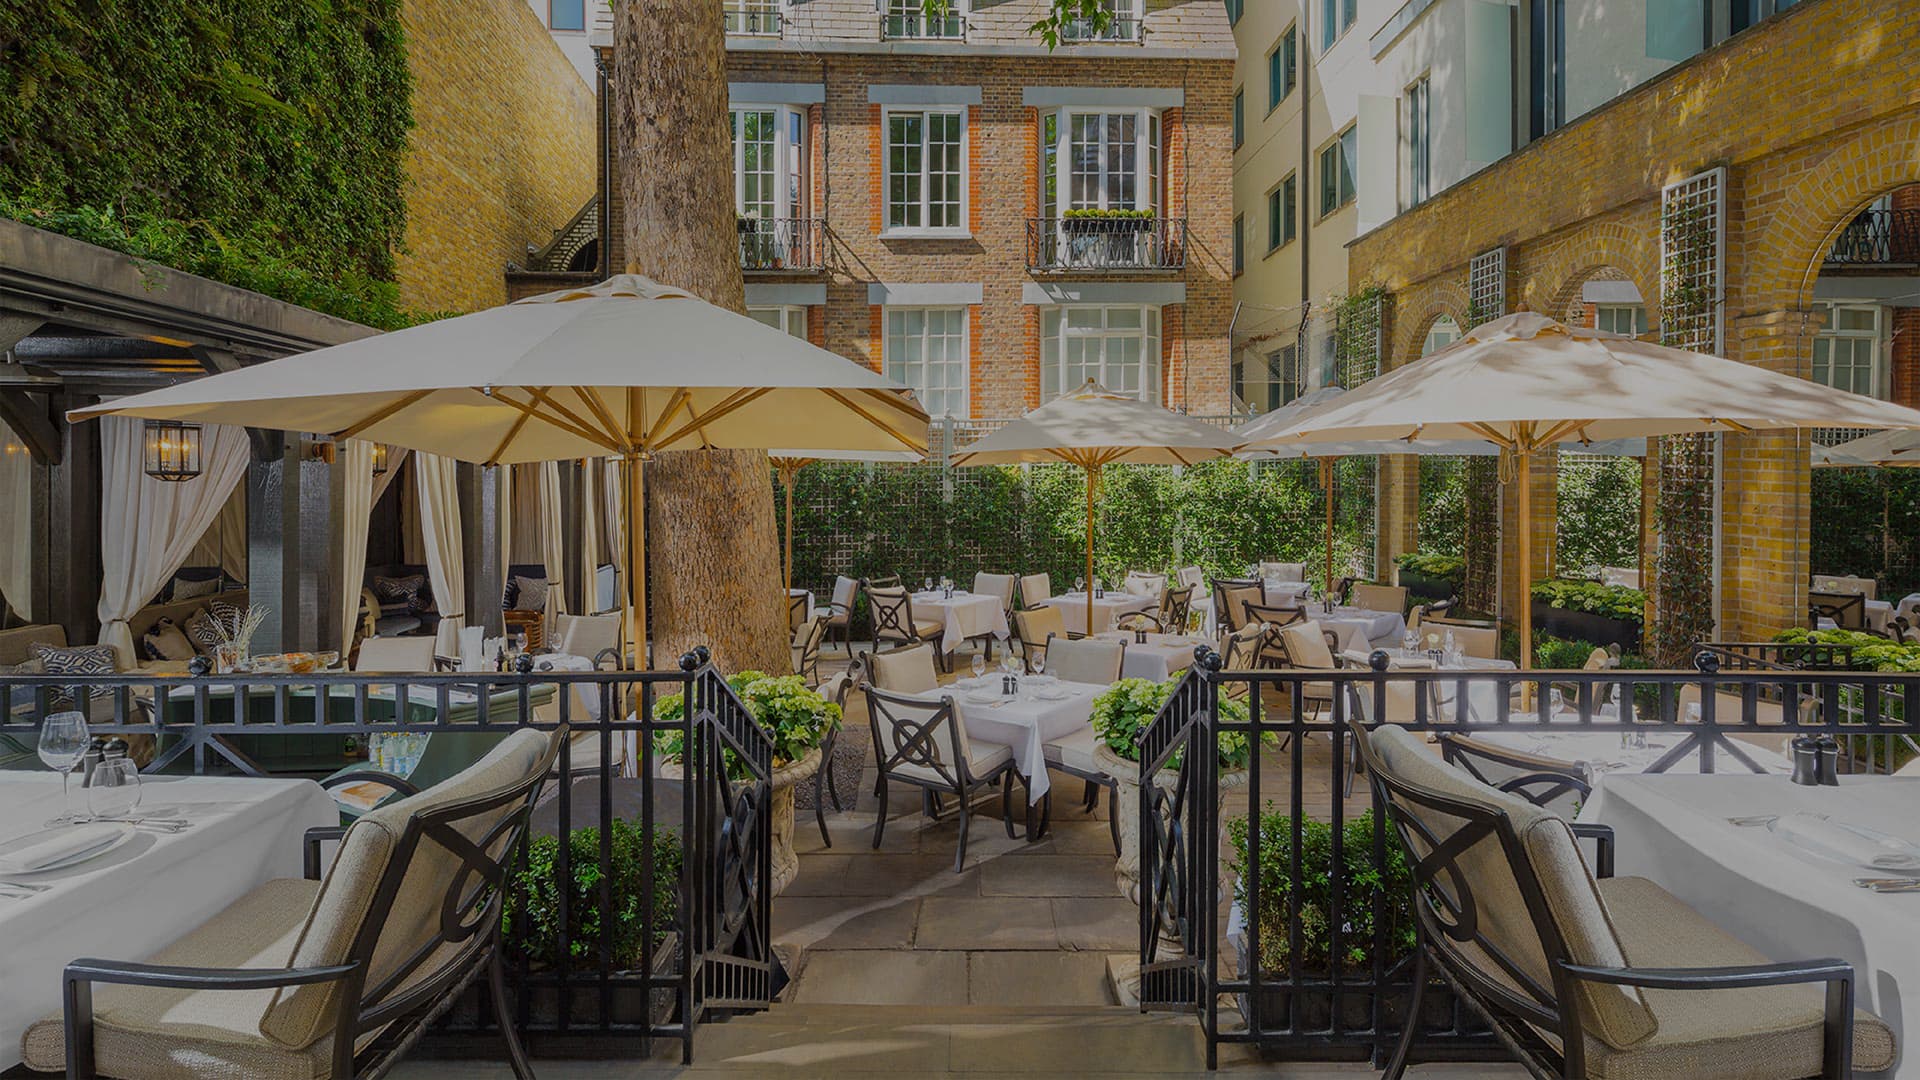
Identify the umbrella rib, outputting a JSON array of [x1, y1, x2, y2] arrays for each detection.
[[858, 386, 932, 422], [492, 390, 621, 452], [338, 389, 434, 440], [1464, 422, 1517, 449], [654, 388, 770, 452], [1535, 419, 1588, 447], [821, 389, 929, 453], [577, 387, 632, 453], [526, 387, 615, 449], [640, 388, 692, 450], [486, 409, 534, 465]]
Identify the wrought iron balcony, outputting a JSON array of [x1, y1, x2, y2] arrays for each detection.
[[722, 4, 781, 34], [1058, 14, 1139, 42], [881, 10, 966, 38], [1825, 207, 1920, 266], [1025, 216, 1186, 272], [737, 217, 825, 272]]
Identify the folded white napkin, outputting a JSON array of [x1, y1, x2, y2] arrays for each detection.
[[1771, 812, 1920, 870], [0, 823, 125, 873]]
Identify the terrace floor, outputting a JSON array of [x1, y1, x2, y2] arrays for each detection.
[[400, 649, 1523, 1077]]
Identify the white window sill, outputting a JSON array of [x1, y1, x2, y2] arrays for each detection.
[[881, 228, 974, 240]]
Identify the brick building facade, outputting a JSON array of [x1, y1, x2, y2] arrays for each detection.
[[1348, 0, 1920, 641], [525, 0, 1236, 419]]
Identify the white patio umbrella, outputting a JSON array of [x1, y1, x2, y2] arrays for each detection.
[[948, 380, 1240, 633], [767, 447, 924, 593], [1238, 312, 1920, 668], [1814, 429, 1920, 468], [73, 275, 930, 664]]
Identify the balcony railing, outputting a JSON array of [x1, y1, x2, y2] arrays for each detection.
[[1025, 216, 1186, 272], [737, 217, 825, 272], [723, 4, 781, 34], [881, 11, 966, 38], [1058, 14, 1139, 41], [1824, 207, 1920, 266]]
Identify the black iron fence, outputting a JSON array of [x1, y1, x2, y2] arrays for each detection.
[[1137, 649, 1920, 1068], [722, 4, 781, 34], [881, 10, 965, 38], [1026, 216, 1187, 272], [0, 651, 772, 1064], [1824, 207, 1920, 266], [738, 217, 825, 272], [1059, 14, 1140, 41]]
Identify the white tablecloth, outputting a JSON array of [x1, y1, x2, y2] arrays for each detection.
[[1094, 631, 1202, 682], [911, 591, 1009, 653], [1315, 606, 1408, 652], [1037, 592, 1158, 635], [1474, 724, 1792, 777], [1198, 581, 1314, 634], [952, 678, 1103, 802], [1580, 774, 1920, 1077], [0, 774, 337, 1068]]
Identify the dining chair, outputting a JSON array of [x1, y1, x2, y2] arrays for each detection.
[[1013, 606, 1078, 673], [791, 615, 828, 687], [1435, 732, 1590, 818], [864, 581, 947, 672], [1211, 578, 1265, 634], [1217, 621, 1266, 672], [1277, 619, 1346, 720], [1042, 635, 1125, 684], [1114, 610, 1164, 635], [1243, 601, 1307, 668], [1259, 561, 1307, 583], [863, 685, 1017, 871], [1019, 572, 1052, 607], [33, 727, 563, 1080], [862, 643, 942, 695], [554, 613, 622, 664], [353, 635, 439, 673], [814, 575, 860, 654], [1175, 565, 1205, 592], [809, 664, 861, 848], [1350, 582, 1409, 614], [787, 592, 810, 634], [1809, 590, 1869, 632], [1158, 583, 1196, 634], [1425, 617, 1501, 660], [1123, 570, 1167, 599], [967, 572, 1016, 660]]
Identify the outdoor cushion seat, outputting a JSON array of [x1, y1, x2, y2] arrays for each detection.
[[881, 617, 944, 641], [1580, 876, 1895, 1080], [867, 644, 940, 694], [20, 878, 339, 1079], [891, 737, 1014, 789], [1042, 726, 1101, 774]]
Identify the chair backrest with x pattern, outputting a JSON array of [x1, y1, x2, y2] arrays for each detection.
[[864, 685, 972, 789], [1212, 579, 1264, 632], [1436, 733, 1590, 819], [1159, 584, 1195, 632], [1243, 602, 1306, 667], [864, 583, 921, 644]]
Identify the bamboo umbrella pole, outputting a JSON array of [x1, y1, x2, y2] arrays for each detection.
[[774, 459, 809, 595], [627, 451, 647, 670], [1516, 439, 1534, 672]]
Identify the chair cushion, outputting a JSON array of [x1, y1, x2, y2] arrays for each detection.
[[1043, 726, 1103, 774], [21, 878, 334, 1079], [260, 727, 552, 1049], [1582, 876, 1895, 1079], [868, 646, 939, 695], [1279, 620, 1337, 670], [1366, 725, 1656, 1049], [893, 738, 1013, 788]]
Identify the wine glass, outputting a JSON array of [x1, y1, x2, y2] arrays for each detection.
[[1075, 575, 1086, 593], [37, 711, 91, 825], [87, 758, 142, 821], [1031, 653, 1046, 679], [970, 653, 986, 681], [1401, 629, 1419, 657], [923, 576, 933, 594]]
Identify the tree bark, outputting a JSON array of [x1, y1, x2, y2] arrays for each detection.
[[613, 0, 788, 673]]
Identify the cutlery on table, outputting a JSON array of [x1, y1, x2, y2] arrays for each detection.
[[1853, 878, 1920, 893], [1727, 815, 1779, 827]]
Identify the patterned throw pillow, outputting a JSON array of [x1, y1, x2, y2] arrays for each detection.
[[29, 643, 119, 706], [371, 574, 427, 606], [510, 575, 550, 612], [208, 599, 245, 636], [142, 617, 197, 662], [172, 575, 220, 601], [184, 607, 223, 655]]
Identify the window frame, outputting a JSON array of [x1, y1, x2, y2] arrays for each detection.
[[1041, 105, 1164, 215], [1318, 125, 1356, 218], [1319, 0, 1356, 50], [1040, 304, 1164, 404], [1232, 88, 1245, 151], [1266, 172, 1297, 254], [1593, 304, 1647, 336], [730, 103, 808, 223], [1810, 300, 1886, 400], [1232, 213, 1245, 277], [1267, 25, 1298, 113], [881, 104, 970, 237], [548, 0, 586, 31], [884, 305, 972, 418], [1403, 74, 1432, 210], [1226, 0, 1243, 26]]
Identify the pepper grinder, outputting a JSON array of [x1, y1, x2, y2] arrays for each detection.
[[1789, 735, 1821, 786], [1815, 734, 1841, 786]]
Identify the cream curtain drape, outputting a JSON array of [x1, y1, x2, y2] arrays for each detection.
[[414, 452, 467, 658], [370, 445, 407, 508], [510, 463, 542, 564], [537, 461, 568, 629], [96, 417, 251, 664], [338, 441, 376, 656], [580, 459, 602, 612], [604, 457, 626, 616], [184, 486, 248, 583], [1, 419, 36, 622]]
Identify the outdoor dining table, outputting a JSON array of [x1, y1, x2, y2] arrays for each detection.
[[1471, 722, 1793, 777], [1036, 591, 1158, 635], [1313, 605, 1409, 652], [1198, 579, 1313, 633], [0, 772, 337, 1069], [909, 590, 1010, 653], [1094, 631, 1202, 682], [948, 675, 1103, 804], [1580, 773, 1920, 1077]]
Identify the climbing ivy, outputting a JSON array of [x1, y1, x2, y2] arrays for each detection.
[[0, 0, 420, 328], [1649, 198, 1721, 664]]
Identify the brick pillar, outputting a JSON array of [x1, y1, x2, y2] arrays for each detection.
[[1717, 306, 1813, 641], [1498, 449, 1559, 629]]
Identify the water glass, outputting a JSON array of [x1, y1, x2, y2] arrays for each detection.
[[970, 654, 986, 680], [1401, 631, 1419, 657], [1075, 576, 1086, 592], [37, 711, 91, 824], [923, 577, 933, 593], [1031, 653, 1046, 678], [87, 758, 142, 821]]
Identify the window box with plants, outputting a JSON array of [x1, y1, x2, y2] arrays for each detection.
[[1089, 676, 1261, 901], [1227, 806, 1475, 1045], [501, 818, 683, 1028], [654, 671, 840, 895], [1392, 552, 1463, 605], [1061, 207, 1157, 267], [1529, 578, 1645, 653]]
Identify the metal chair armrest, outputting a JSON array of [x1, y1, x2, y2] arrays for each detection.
[[1567, 822, 1614, 878], [320, 769, 421, 797], [303, 826, 350, 879]]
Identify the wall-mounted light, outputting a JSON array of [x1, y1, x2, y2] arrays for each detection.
[[142, 420, 203, 482], [371, 443, 390, 476]]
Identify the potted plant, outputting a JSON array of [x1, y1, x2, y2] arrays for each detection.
[[1529, 578, 1645, 653], [500, 818, 683, 1027], [1226, 805, 1463, 1039], [1392, 552, 1463, 606], [654, 671, 839, 895], [1088, 676, 1257, 901]]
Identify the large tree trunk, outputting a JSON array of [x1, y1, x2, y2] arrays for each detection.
[[613, 0, 788, 674]]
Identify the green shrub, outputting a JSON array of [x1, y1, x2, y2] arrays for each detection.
[[653, 671, 840, 775], [506, 820, 680, 972], [1061, 207, 1155, 220], [1088, 676, 1259, 770], [1227, 807, 1414, 974], [1534, 634, 1604, 670], [1530, 579, 1647, 624], [1772, 627, 1920, 672], [1394, 551, 1465, 580]]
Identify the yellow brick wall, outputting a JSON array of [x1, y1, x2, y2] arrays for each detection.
[[395, 0, 597, 313], [1351, 0, 1920, 643]]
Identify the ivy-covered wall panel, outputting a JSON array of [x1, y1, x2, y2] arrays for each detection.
[[1, 0, 415, 326], [1812, 468, 1920, 602]]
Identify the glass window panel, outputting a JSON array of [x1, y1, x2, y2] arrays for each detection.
[[887, 306, 968, 417], [550, 0, 584, 31], [1107, 307, 1141, 330], [1837, 308, 1877, 332]]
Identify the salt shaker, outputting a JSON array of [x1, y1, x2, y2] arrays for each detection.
[[1815, 734, 1841, 786], [1789, 735, 1821, 786]]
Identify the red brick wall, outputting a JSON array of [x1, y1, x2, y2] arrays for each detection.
[[1892, 306, 1920, 409]]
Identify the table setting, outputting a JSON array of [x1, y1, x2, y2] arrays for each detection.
[[1095, 629, 1203, 681], [946, 654, 1103, 803], [1036, 581, 1158, 635], [910, 577, 1010, 653], [1580, 772, 1920, 1075]]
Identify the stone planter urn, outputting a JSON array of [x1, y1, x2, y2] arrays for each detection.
[[768, 747, 823, 897], [1097, 742, 1247, 904]]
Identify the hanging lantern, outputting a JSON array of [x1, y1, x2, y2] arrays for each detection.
[[371, 443, 390, 476], [142, 420, 203, 482]]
